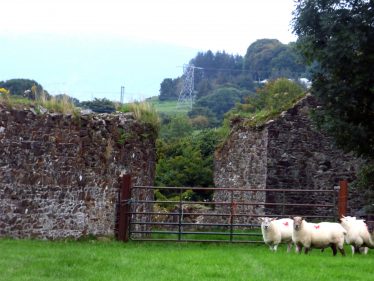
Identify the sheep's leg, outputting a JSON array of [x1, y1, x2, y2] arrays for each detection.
[[273, 244, 278, 252], [355, 246, 362, 254], [338, 246, 346, 256], [295, 243, 302, 254], [364, 247, 369, 254], [351, 245, 356, 255], [287, 242, 292, 253], [304, 247, 310, 254], [359, 247, 368, 254], [330, 244, 337, 256]]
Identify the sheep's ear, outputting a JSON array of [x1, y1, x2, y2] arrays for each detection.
[[271, 217, 278, 221], [259, 217, 264, 222]]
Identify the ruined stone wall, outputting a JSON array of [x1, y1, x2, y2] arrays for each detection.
[[265, 95, 362, 217], [214, 94, 364, 221], [0, 105, 156, 239], [213, 127, 268, 224]]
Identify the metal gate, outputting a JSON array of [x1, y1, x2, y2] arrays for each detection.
[[117, 175, 348, 243]]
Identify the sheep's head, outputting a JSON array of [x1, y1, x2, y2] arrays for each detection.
[[293, 216, 303, 231], [339, 216, 356, 228], [260, 217, 277, 231]]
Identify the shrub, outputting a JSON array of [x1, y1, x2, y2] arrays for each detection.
[[226, 78, 305, 127]]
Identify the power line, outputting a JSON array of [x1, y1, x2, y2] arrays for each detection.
[[177, 65, 307, 76], [177, 65, 247, 73]]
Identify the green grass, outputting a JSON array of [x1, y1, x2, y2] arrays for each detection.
[[146, 96, 189, 115], [146, 227, 264, 242], [1, 239, 373, 281]]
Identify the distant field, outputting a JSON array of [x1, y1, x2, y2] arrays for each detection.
[[1, 239, 374, 281], [146, 96, 189, 115]]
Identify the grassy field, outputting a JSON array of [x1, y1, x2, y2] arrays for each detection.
[[146, 97, 189, 115], [147, 227, 264, 242], [1, 239, 374, 281]]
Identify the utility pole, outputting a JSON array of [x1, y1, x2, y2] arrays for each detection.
[[120, 85, 125, 104]]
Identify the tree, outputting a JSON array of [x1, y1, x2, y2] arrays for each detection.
[[269, 43, 307, 79], [257, 78, 305, 112], [243, 39, 306, 81], [155, 130, 221, 200], [188, 106, 218, 128], [190, 115, 210, 130], [155, 139, 213, 189], [55, 94, 80, 105], [79, 98, 116, 113], [292, 0, 374, 159], [193, 87, 249, 124], [159, 114, 193, 141], [244, 39, 284, 81], [159, 78, 180, 101], [0, 79, 49, 99], [189, 50, 248, 98], [293, 0, 374, 212]]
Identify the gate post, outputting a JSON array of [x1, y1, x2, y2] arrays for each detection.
[[118, 174, 132, 242], [338, 180, 348, 218]]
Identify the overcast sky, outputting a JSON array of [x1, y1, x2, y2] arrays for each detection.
[[1, 0, 298, 102]]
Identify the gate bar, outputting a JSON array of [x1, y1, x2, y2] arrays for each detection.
[[134, 186, 336, 192]]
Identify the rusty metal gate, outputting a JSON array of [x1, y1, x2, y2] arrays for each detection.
[[117, 175, 348, 243]]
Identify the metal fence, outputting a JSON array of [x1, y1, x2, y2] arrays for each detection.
[[117, 175, 349, 243]]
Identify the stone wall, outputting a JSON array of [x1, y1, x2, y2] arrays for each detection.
[[265, 95, 362, 217], [214, 127, 268, 224], [214, 94, 364, 222], [0, 104, 156, 239]]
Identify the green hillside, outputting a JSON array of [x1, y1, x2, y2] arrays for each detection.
[[146, 96, 189, 115]]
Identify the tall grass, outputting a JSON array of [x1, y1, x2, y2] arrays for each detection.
[[0, 239, 373, 281], [0, 92, 79, 116], [118, 102, 160, 134], [38, 93, 79, 115]]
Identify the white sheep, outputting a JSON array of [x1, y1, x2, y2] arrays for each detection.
[[340, 216, 374, 255], [260, 217, 293, 252], [292, 216, 346, 256]]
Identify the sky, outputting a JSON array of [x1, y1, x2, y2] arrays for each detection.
[[0, 0, 298, 102]]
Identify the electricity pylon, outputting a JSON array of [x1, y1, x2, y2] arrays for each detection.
[[177, 64, 201, 109]]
